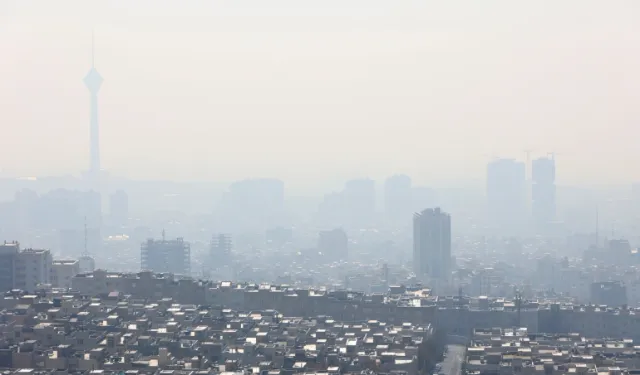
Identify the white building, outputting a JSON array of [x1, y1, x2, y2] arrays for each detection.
[[51, 259, 80, 289], [14, 249, 53, 292]]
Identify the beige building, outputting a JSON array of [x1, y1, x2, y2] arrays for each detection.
[[51, 259, 80, 289], [14, 249, 53, 292]]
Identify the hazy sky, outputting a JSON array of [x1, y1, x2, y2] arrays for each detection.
[[1, 1, 639, 190]]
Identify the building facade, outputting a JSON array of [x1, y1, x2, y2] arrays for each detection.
[[141, 237, 191, 276], [532, 156, 556, 233], [51, 259, 81, 289], [14, 248, 53, 292], [413, 207, 451, 281], [0, 242, 19, 292]]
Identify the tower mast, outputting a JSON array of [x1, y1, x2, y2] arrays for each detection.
[[84, 33, 103, 187]]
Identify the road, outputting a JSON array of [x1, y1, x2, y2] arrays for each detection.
[[440, 344, 465, 375]]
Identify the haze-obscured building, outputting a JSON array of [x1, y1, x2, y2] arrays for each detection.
[[532, 156, 556, 233], [413, 207, 451, 281], [141, 237, 191, 276], [14, 248, 53, 292], [51, 259, 80, 289], [0, 241, 19, 292]]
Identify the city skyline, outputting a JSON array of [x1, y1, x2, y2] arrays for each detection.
[[1, 1, 640, 188], [3, 3, 640, 371]]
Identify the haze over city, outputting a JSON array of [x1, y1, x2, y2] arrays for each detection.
[[2, 1, 640, 190], [2, 3, 640, 374]]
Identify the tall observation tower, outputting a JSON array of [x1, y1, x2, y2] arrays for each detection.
[[83, 34, 103, 185]]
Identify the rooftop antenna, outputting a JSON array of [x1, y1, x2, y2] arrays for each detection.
[[91, 29, 95, 68]]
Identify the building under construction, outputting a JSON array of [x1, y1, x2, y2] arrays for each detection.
[[210, 234, 232, 265], [141, 237, 191, 276]]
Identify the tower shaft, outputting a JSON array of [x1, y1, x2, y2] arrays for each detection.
[[90, 92, 100, 178]]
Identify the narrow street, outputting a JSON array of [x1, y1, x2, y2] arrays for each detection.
[[440, 345, 465, 375]]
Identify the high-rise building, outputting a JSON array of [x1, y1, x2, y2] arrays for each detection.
[[141, 237, 191, 276], [210, 234, 232, 266], [486, 159, 526, 235], [318, 228, 348, 260], [384, 175, 412, 224], [413, 207, 451, 280], [532, 156, 556, 232], [109, 190, 129, 227], [0, 242, 19, 292], [14, 248, 53, 292]]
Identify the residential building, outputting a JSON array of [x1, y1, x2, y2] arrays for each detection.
[[51, 259, 80, 289], [14, 248, 53, 292], [0, 241, 19, 292]]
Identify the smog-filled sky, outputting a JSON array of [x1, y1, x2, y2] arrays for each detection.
[[1, 1, 639, 189]]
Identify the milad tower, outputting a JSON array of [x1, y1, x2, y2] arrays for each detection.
[[83, 34, 103, 187], [82, 34, 104, 231]]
